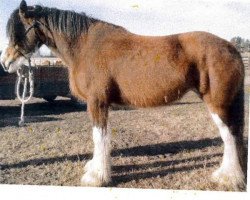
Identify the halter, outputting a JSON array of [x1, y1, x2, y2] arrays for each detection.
[[12, 18, 55, 126], [16, 60, 34, 126], [14, 20, 43, 126]]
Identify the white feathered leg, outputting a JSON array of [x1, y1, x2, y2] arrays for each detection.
[[210, 113, 245, 190], [81, 126, 111, 187]]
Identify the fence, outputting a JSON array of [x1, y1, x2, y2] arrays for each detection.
[[241, 52, 250, 69]]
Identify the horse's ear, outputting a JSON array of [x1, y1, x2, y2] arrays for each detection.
[[19, 0, 42, 20], [19, 0, 28, 16]]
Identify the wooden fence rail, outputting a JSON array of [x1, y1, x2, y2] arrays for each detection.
[[241, 53, 250, 69]]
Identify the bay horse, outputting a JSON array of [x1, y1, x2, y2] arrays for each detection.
[[1, 0, 247, 190]]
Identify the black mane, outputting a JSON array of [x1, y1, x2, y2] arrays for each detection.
[[7, 6, 99, 42], [41, 7, 99, 39]]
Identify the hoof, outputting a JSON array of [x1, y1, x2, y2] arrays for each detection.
[[211, 168, 246, 191], [81, 160, 111, 187], [81, 172, 109, 187]]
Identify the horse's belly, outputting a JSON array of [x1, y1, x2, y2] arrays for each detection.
[[119, 80, 187, 107]]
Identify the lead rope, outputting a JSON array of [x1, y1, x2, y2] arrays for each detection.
[[16, 59, 34, 126]]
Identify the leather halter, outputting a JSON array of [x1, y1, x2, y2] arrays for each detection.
[[13, 19, 53, 60]]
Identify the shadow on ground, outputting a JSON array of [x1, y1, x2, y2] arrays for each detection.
[[111, 159, 220, 186], [0, 99, 204, 128], [111, 137, 222, 157], [1, 137, 223, 185], [0, 116, 63, 128], [0, 99, 87, 118]]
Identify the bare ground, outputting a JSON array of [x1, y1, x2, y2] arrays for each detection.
[[0, 90, 249, 191]]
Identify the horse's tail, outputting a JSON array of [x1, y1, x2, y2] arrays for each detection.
[[228, 80, 247, 176]]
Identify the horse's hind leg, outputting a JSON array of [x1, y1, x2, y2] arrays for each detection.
[[81, 96, 111, 187], [204, 90, 246, 190]]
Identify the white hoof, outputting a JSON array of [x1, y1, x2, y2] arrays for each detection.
[[81, 160, 111, 187], [81, 172, 105, 187], [211, 167, 246, 191]]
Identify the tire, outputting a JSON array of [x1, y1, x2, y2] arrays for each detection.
[[70, 96, 87, 110], [43, 95, 57, 103]]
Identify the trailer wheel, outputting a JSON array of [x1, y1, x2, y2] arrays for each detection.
[[71, 96, 87, 109], [43, 96, 57, 103], [70, 96, 82, 105]]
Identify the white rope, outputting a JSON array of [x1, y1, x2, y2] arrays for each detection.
[[16, 64, 34, 126]]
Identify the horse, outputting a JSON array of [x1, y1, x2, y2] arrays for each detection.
[[1, 0, 247, 191]]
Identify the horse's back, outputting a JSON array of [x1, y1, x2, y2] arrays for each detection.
[[110, 31, 243, 107], [107, 32, 192, 106], [80, 25, 244, 107]]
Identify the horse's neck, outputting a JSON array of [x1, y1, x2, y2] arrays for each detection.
[[40, 14, 98, 67], [46, 31, 76, 67]]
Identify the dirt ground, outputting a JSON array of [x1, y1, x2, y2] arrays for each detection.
[[0, 85, 249, 191]]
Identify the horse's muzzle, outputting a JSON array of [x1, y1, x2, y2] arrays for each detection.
[[1, 60, 14, 72], [0, 55, 25, 74], [0, 51, 8, 72]]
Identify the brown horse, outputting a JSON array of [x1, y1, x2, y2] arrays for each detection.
[[1, 0, 247, 190]]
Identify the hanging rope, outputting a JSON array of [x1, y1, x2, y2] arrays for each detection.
[[16, 59, 34, 126]]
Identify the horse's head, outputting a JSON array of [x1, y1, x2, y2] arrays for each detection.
[[1, 0, 43, 73]]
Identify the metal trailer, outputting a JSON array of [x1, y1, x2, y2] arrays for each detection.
[[0, 64, 70, 102]]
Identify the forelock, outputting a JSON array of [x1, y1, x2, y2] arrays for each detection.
[[6, 9, 26, 43]]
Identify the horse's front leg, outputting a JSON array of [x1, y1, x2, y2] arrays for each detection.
[[81, 97, 111, 187]]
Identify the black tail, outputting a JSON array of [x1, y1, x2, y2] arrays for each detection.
[[228, 82, 247, 176]]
